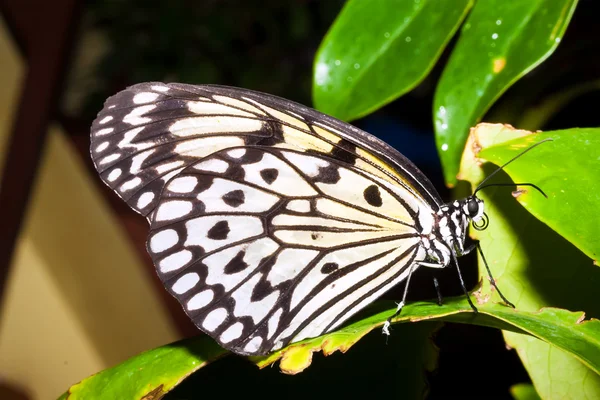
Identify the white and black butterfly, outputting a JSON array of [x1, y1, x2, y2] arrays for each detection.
[[90, 83, 539, 356]]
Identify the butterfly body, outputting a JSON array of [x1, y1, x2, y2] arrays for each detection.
[[90, 82, 485, 355]]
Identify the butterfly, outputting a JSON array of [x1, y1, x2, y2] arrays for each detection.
[[90, 82, 538, 356]]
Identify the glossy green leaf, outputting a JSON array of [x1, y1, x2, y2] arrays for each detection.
[[62, 294, 600, 398], [511, 383, 542, 400], [60, 335, 227, 400], [313, 0, 472, 121], [434, 0, 577, 185], [458, 124, 600, 398], [252, 297, 600, 377], [479, 127, 600, 261], [251, 297, 513, 374]]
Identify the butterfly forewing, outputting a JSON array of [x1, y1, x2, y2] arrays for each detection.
[[90, 82, 438, 355]]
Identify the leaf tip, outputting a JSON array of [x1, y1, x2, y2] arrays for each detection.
[[279, 344, 315, 375], [141, 384, 164, 400]]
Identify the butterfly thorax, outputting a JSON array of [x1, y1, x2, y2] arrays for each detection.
[[421, 196, 484, 267]]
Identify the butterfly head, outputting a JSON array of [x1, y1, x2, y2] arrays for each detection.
[[463, 195, 488, 230], [465, 196, 484, 221]]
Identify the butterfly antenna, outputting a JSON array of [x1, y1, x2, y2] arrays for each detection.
[[474, 138, 553, 195], [475, 182, 547, 198]]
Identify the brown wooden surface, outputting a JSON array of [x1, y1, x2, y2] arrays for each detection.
[[0, 0, 80, 306]]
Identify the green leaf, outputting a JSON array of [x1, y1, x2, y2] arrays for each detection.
[[63, 297, 600, 397], [61, 335, 227, 400], [511, 383, 542, 400], [479, 127, 600, 261], [506, 336, 600, 399], [251, 297, 600, 377], [434, 0, 577, 185], [251, 297, 511, 375], [458, 124, 600, 398], [313, 0, 472, 121]]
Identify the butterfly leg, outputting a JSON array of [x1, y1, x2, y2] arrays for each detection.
[[382, 259, 447, 336], [433, 276, 443, 306], [463, 241, 515, 308], [382, 260, 420, 336], [449, 250, 479, 313]]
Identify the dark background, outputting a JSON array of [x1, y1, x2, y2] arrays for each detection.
[[2, 0, 599, 398]]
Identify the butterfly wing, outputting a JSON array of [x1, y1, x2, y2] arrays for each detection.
[[90, 82, 441, 355]]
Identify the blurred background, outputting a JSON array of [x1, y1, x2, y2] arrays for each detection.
[[0, 1, 599, 399]]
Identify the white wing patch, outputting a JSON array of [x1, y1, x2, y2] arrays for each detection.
[[286, 199, 311, 213], [221, 322, 245, 343], [169, 116, 262, 136], [203, 308, 228, 331], [159, 249, 193, 273], [188, 290, 214, 310], [149, 229, 179, 253], [124, 105, 155, 125], [193, 158, 229, 173], [172, 273, 200, 294], [266, 248, 320, 286]]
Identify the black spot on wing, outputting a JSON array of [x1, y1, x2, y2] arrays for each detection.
[[224, 250, 248, 274], [251, 279, 275, 302], [320, 262, 339, 274], [363, 184, 383, 207], [207, 220, 230, 240], [312, 165, 341, 184], [222, 189, 245, 207], [330, 139, 358, 164], [224, 164, 246, 181], [260, 168, 279, 184]]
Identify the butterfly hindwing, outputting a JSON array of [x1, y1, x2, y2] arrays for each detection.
[[148, 147, 425, 354]]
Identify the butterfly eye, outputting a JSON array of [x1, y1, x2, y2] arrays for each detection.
[[467, 198, 480, 217]]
